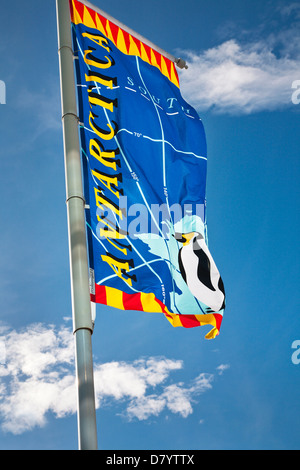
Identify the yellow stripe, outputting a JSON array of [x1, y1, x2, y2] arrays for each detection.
[[194, 314, 220, 340], [170, 64, 179, 88], [140, 292, 163, 313], [150, 49, 159, 68], [194, 314, 217, 327], [83, 5, 96, 30], [140, 43, 151, 65], [205, 327, 219, 340], [128, 34, 141, 57], [190, 314, 219, 339], [72, 0, 83, 25], [105, 286, 124, 310], [117, 28, 128, 55], [164, 312, 183, 327], [105, 20, 115, 43], [95, 14, 107, 36], [160, 56, 170, 82]]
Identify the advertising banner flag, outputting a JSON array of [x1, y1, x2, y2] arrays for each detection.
[[69, 0, 225, 339]]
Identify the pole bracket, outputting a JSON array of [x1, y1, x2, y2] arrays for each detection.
[[58, 44, 74, 55], [61, 112, 80, 121], [175, 58, 188, 69], [66, 195, 86, 205]]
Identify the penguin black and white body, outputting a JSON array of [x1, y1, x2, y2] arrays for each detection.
[[175, 232, 225, 313]]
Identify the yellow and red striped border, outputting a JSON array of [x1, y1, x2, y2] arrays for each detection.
[[91, 285, 222, 340], [69, 0, 180, 88]]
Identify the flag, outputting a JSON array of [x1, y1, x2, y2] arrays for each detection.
[[69, 0, 225, 339]]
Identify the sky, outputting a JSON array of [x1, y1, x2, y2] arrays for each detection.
[[0, 0, 300, 451]]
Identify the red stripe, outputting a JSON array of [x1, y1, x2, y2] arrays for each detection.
[[214, 314, 223, 332], [91, 284, 107, 304], [152, 49, 162, 68], [108, 20, 120, 45], [122, 30, 131, 55], [165, 58, 173, 79], [69, 0, 74, 22], [89, 7, 98, 28], [142, 43, 152, 62], [178, 315, 201, 329]]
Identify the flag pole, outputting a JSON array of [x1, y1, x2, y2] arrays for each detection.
[[56, 0, 98, 450]]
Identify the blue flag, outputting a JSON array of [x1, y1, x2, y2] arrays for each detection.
[[70, 0, 225, 339]]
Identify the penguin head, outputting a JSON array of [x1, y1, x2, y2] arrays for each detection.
[[173, 232, 200, 246]]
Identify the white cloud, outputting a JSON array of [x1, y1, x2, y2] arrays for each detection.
[[216, 364, 230, 375], [126, 395, 166, 421], [126, 373, 214, 421], [0, 323, 76, 434], [93, 357, 183, 404], [163, 384, 194, 418], [178, 36, 300, 114], [0, 323, 228, 435]]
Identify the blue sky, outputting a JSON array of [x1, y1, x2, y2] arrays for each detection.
[[0, 0, 299, 450]]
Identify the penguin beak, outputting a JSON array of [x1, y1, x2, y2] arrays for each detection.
[[173, 232, 197, 246]]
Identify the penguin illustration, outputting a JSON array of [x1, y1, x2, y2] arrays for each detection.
[[174, 232, 225, 312]]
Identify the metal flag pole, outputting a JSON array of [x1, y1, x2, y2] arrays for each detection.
[[56, 0, 98, 450]]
